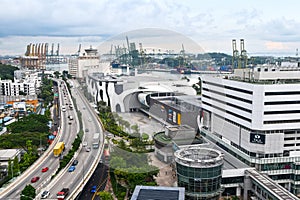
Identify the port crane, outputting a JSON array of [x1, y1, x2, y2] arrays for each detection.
[[232, 39, 247, 69]]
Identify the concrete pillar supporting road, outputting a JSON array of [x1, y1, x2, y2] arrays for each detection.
[[236, 186, 241, 197]]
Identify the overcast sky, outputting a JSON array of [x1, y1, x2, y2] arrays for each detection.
[[1, 0, 300, 56]]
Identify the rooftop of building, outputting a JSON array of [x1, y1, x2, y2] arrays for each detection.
[[154, 131, 202, 147], [131, 185, 185, 200], [89, 72, 196, 95], [223, 64, 300, 84], [175, 146, 224, 168], [152, 95, 201, 112], [0, 149, 20, 161]]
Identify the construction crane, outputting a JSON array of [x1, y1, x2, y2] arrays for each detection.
[[56, 43, 60, 56], [126, 36, 131, 64], [181, 44, 186, 64], [240, 39, 247, 68], [77, 44, 81, 56], [110, 44, 113, 55], [126, 36, 130, 53], [232, 39, 239, 69], [139, 43, 146, 67]]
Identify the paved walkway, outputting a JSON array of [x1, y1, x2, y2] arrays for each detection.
[[117, 112, 163, 138], [148, 152, 177, 187]]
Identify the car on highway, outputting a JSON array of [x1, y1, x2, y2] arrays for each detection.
[[83, 141, 88, 147], [68, 165, 76, 172], [85, 146, 91, 152], [31, 176, 40, 183], [72, 160, 78, 166], [41, 167, 49, 173], [90, 186, 97, 193], [85, 128, 89, 132], [41, 190, 50, 199]]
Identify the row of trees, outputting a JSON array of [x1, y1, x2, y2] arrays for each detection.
[[97, 101, 152, 152], [38, 78, 54, 107], [0, 113, 52, 187], [95, 101, 158, 199]]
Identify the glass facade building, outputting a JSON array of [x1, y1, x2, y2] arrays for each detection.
[[175, 147, 224, 200]]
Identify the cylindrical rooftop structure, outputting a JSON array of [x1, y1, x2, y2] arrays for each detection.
[[174, 147, 224, 200]]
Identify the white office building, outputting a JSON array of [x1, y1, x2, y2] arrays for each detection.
[[201, 65, 300, 196], [0, 72, 40, 96], [0, 80, 12, 96], [68, 46, 106, 78]]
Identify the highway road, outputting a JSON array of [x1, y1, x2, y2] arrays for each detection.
[[0, 79, 78, 199], [43, 80, 104, 199], [78, 161, 108, 200]]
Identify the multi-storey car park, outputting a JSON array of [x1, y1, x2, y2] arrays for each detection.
[[201, 65, 300, 197]]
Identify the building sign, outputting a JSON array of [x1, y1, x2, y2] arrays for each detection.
[[173, 111, 176, 123], [177, 113, 181, 125], [250, 133, 265, 144], [168, 109, 173, 121]]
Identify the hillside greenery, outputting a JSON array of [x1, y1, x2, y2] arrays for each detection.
[[0, 64, 18, 80]]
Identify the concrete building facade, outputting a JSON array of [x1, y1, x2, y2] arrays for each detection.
[[201, 66, 300, 196]]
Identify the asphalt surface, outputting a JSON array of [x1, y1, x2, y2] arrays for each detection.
[[76, 157, 108, 200]]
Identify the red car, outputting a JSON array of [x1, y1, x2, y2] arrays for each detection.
[[31, 176, 40, 183], [42, 167, 49, 173]]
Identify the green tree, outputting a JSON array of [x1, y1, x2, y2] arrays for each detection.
[[141, 133, 149, 141], [21, 184, 36, 200], [118, 140, 127, 150], [54, 71, 60, 78], [13, 156, 20, 176], [123, 120, 130, 133], [98, 191, 113, 200], [8, 114, 50, 133], [131, 124, 140, 137], [7, 159, 13, 178], [0, 64, 18, 80]]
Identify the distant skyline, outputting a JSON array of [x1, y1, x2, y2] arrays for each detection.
[[1, 0, 300, 57]]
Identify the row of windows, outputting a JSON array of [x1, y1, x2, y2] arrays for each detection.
[[265, 100, 300, 105], [261, 163, 292, 171], [203, 87, 252, 104], [265, 91, 300, 95], [203, 81, 253, 95], [203, 94, 252, 113], [203, 101, 252, 122], [284, 137, 300, 141], [284, 143, 300, 147], [264, 110, 300, 114], [176, 163, 223, 178], [264, 119, 300, 124], [178, 176, 222, 194]]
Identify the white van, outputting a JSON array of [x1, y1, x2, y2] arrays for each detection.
[[83, 141, 88, 147], [61, 106, 66, 112]]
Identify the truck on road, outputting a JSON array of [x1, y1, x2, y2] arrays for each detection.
[[53, 142, 65, 157], [92, 132, 100, 149], [57, 188, 69, 200]]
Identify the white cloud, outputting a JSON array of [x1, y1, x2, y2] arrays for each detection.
[[1, 0, 300, 55]]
